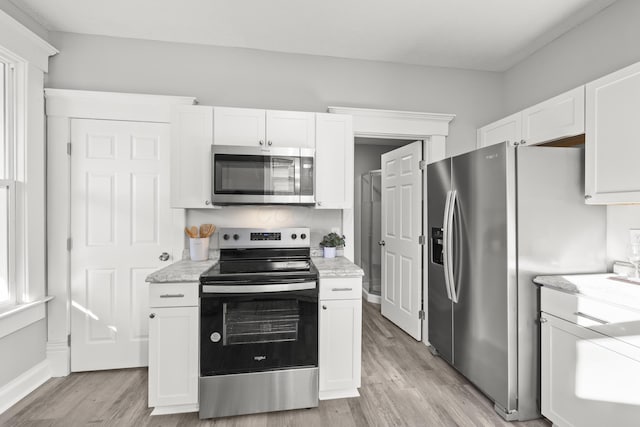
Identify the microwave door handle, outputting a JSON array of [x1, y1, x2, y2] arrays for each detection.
[[295, 156, 301, 196]]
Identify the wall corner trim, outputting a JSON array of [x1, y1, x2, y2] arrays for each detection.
[[0, 360, 51, 415]]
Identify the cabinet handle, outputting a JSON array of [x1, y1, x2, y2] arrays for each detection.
[[322, 305, 327, 310], [317, 201, 322, 206], [574, 311, 609, 324], [205, 200, 211, 205], [158, 252, 170, 261], [332, 288, 353, 292], [520, 139, 526, 145], [585, 195, 592, 200], [149, 313, 155, 319], [259, 140, 264, 145], [160, 294, 185, 298], [268, 140, 273, 146]]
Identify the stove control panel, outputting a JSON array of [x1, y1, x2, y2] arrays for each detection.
[[219, 227, 311, 248]]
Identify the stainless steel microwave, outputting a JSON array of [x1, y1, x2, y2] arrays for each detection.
[[211, 145, 315, 205]]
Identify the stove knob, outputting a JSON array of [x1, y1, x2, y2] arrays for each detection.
[[233, 234, 240, 240], [300, 233, 307, 240], [223, 234, 230, 240], [291, 233, 297, 240]]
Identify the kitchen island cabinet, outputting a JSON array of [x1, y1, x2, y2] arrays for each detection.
[[536, 275, 640, 427]]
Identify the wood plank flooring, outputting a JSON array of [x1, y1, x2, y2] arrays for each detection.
[[0, 301, 551, 426]]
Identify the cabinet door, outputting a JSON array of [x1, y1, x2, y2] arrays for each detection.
[[319, 298, 362, 396], [171, 105, 217, 208], [521, 86, 585, 146], [266, 110, 315, 148], [541, 314, 640, 427], [477, 112, 522, 148], [213, 107, 266, 146], [315, 113, 353, 209], [148, 306, 198, 408], [585, 61, 640, 204]]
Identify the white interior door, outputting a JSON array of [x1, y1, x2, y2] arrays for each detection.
[[70, 119, 175, 371], [381, 141, 423, 340]]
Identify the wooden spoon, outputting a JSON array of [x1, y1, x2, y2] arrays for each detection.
[[189, 226, 198, 239]]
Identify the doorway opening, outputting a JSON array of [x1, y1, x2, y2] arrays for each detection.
[[354, 137, 417, 305]]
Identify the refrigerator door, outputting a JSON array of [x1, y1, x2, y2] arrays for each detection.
[[427, 158, 453, 363], [450, 142, 517, 414]]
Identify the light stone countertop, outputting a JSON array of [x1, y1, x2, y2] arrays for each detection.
[[534, 273, 640, 311], [312, 256, 364, 278], [146, 256, 218, 283]]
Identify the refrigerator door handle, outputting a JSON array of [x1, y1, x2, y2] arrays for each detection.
[[448, 190, 459, 303], [442, 191, 453, 301]]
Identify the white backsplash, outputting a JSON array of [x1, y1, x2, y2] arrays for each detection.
[[186, 206, 342, 249], [607, 205, 640, 268]]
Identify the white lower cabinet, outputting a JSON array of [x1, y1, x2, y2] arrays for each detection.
[[541, 288, 640, 427], [148, 283, 199, 415], [319, 277, 362, 400]]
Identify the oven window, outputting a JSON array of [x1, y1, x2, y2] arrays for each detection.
[[223, 300, 300, 345]]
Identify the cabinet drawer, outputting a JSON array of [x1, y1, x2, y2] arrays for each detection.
[[149, 283, 199, 307], [319, 277, 362, 300], [541, 287, 640, 348]]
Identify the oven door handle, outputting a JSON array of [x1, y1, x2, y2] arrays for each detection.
[[201, 281, 317, 294]]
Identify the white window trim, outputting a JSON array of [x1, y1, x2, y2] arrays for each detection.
[[0, 9, 57, 336]]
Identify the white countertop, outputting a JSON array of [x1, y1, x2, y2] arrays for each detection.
[[311, 256, 364, 278], [534, 273, 640, 312]]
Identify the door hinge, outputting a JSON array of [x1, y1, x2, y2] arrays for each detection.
[[419, 310, 426, 320], [418, 160, 427, 170], [67, 334, 71, 346], [67, 238, 72, 251], [67, 142, 71, 155], [418, 235, 426, 245]]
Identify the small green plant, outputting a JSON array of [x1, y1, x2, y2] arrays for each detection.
[[320, 232, 346, 248]]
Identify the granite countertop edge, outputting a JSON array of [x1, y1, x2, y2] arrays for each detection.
[[312, 256, 364, 278], [533, 275, 579, 293]]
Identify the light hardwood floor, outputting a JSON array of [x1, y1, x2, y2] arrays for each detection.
[[1, 301, 551, 426]]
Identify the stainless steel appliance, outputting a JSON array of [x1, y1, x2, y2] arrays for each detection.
[[199, 227, 318, 419], [211, 145, 315, 205], [427, 143, 606, 421]]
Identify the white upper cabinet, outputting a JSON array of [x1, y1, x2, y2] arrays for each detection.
[[170, 105, 218, 208], [521, 86, 584, 145], [585, 61, 640, 204], [477, 86, 585, 148], [213, 107, 266, 146], [315, 113, 353, 209], [213, 107, 315, 148], [266, 110, 316, 148], [477, 112, 521, 148]]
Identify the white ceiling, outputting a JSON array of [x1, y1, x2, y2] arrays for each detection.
[[11, 0, 616, 71]]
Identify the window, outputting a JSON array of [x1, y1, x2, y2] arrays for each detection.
[[0, 59, 15, 306]]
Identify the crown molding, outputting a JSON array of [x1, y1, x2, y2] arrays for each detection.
[[0, 10, 57, 71]]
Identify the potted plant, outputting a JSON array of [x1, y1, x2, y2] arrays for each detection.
[[320, 232, 345, 258]]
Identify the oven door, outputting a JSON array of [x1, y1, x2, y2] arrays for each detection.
[[211, 145, 314, 204], [200, 283, 318, 376]]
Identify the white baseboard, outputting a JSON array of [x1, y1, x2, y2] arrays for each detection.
[[0, 360, 51, 415], [362, 288, 381, 304], [46, 340, 70, 377], [319, 388, 360, 400], [150, 403, 198, 416]]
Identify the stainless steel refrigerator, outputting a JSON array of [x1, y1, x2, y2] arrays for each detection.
[[427, 142, 606, 421]]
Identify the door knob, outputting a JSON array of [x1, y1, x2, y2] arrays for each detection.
[[159, 252, 170, 261], [378, 240, 386, 246], [322, 305, 327, 310]]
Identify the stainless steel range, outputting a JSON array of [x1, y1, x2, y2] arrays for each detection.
[[198, 227, 319, 419]]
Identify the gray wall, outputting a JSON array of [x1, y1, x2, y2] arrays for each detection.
[[0, 320, 46, 386], [45, 32, 503, 158], [503, 0, 640, 266]]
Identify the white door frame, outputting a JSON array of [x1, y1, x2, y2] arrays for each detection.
[[328, 106, 455, 346], [45, 89, 196, 376]]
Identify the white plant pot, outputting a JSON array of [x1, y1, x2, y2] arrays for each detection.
[[323, 246, 337, 258], [189, 237, 210, 261]]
